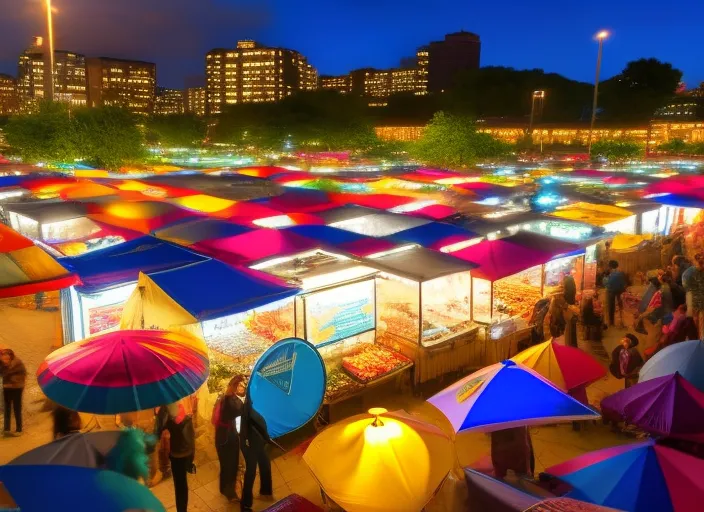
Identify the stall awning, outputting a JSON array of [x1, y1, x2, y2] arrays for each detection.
[[282, 225, 369, 245], [5, 201, 90, 224], [316, 205, 381, 225], [0, 224, 80, 298], [86, 200, 200, 234], [389, 222, 479, 250], [331, 212, 432, 237], [364, 246, 476, 282], [136, 260, 299, 322], [192, 228, 320, 266], [61, 236, 208, 294], [153, 218, 252, 246], [548, 202, 633, 227], [253, 190, 335, 213], [328, 192, 417, 210]]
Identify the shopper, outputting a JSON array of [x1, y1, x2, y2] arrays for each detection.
[[687, 253, 704, 339], [156, 401, 196, 512], [52, 405, 82, 439], [606, 260, 626, 328], [635, 277, 665, 356], [609, 334, 643, 389], [1, 349, 27, 436], [240, 397, 273, 512], [490, 427, 534, 479], [214, 375, 245, 502]]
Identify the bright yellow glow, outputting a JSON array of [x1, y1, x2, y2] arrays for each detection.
[[435, 176, 481, 185], [171, 195, 235, 213], [301, 266, 377, 291], [596, 30, 609, 40]]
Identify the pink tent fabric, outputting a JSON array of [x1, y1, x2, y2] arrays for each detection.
[[192, 228, 319, 265], [404, 204, 457, 220], [452, 239, 555, 281], [645, 175, 704, 196], [338, 237, 397, 257], [217, 201, 283, 221], [328, 193, 416, 210]]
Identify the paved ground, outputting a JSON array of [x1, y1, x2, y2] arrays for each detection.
[[1, 304, 638, 512]]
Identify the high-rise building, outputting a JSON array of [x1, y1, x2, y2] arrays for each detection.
[[319, 75, 352, 94], [426, 31, 481, 93], [0, 74, 19, 115], [205, 40, 317, 114], [17, 37, 87, 110], [154, 87, 184, 115], [86, 57, 156, 115], [185, 87, 206, 116], [360, 67, 424, 99]]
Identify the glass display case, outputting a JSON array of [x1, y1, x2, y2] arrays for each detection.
[[473, 266, 543, 324], [63, 284, 137, 342], [584, 244, 598, 290], [543, 254, 585, 296], [420, 272, 472, 347], [8, 212, 40, 239], [376, 272, 420, 345]]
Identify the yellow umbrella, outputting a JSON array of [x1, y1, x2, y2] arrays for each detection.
[[303, 408, 454, 512]]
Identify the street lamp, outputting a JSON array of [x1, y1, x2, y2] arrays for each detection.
[[587, 30, 609, 155], [529, 90, 545, 133], [45, 0, 55, 102]]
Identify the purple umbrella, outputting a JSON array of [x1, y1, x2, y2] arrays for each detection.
[[601, 372, 704, 443]]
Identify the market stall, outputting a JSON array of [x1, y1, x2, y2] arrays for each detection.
[[59, 236, 208, 342], [548, 202, 637, 234], [388, 221, 481, 252]]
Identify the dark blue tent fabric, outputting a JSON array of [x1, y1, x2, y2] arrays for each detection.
[[654, 194, 704, 209], [153, 218, 252, 242], [0, 176, 27, 188], [283, 225, 366, 245], [388, 222, 478, 247], [60, 236, 208, 294], [146, 259, 299, 321]]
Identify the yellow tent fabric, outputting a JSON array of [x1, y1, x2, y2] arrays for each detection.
[[549, 202, 633, 227], [611, 233, 653, 251], [303, 409, 454, 512], [170, 194, 235, 213], [10, 246, 73, 281], [511, 339, 568, 390], [74, 169, 109, 178]]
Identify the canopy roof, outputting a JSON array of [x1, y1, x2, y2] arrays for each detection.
[[0, 224, 80, 298], [364, 246, 475, 282], [548, 202, 634, 227], [316, 205, 381, 224], [331, 212, 431, 237], [87, 200, 199, 233], [254, 189, 335, 213], [389, 222, 479, 250], [5, 201, 89, 224], [282, 225, 368, 245], [152, 218, 252, 246], [61, 236, 208, 294]]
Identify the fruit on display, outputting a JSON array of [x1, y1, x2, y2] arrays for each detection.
[[325, 368, 363, 403], [493, 280, 543, 318], [342, 343, 412, 383]]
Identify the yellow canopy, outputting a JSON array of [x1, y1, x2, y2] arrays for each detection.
[[549, 202, 633, 227], [611, 233, 653, 251], [303, 408, 454, 512], [169, 194, 235, 213]]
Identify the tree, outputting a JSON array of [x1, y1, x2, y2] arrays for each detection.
[[657, 138, 688, 155], [591, 140, 644, 163], [4, 101, 80, 163], [145, 114, 206, 148], [410, 111, 512, 168], [599, 59, 683, 121]]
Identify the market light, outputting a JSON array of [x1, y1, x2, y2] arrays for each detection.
[[596, 30, 609, 40], [439, 237, 482, 253], [301, 265, 377, 291], [389, 200, 437, 214]]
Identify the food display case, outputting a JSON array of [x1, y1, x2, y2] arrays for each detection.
[[543, 254, 585, 296], [420, 272, 472, 347], [583, 244, 598, 290], [62, 283, 137, 342]]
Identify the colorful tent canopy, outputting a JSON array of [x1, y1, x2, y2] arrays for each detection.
[[60, 236, 208, 294], [428, 360, 599, 433], [364, 246, 475, 282], [547, 440, 704, 512], [317, 205, 381, 224], [403, 203, 457, 219], [254, 190, 335, 213], [337, 237, 398, 257], [282, 225, 370, 245], [645, 175, 704, 196], [0, 465, 165, 512], [169, 194, 236, 214], [192, 228, 320, 266], [639, 340, 704, 392], [388, 222, 480, 250], [216, 201, 283, 222], [328, 192, 417, 210], [152, 218, 252, 246], [86, 200, 199, 233], [38, 329, 209, 414], [331, 212, 431, 237], [232, 166, 291, 178], [303, 409, 454, 512], [126, 259, 299, 323], [511, 340, 606, 392], [5, 201, 90, 224], [548, 202, 634, 227], [0, 224, 80, 298], [601, 373, 704, 442], [611, 233, 653, 251]]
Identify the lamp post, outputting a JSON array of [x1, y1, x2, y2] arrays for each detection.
[[587, 30, 608, 156], [529, 90, 545, 154], [45, 0, 55, 102]]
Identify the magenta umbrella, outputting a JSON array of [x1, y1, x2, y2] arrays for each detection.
[[601, 373, 704, 443]]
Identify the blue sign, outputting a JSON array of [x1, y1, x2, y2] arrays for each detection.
[[248, 337, 326, 438]]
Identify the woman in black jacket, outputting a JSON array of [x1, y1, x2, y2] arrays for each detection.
[[240, 397, 274, 512], [156, 401, 195, 512], [215, 375, 245, 501]]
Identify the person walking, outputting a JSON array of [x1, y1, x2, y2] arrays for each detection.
[[1, 349, 27, 437], [240, 397, 274, 512], [214, 375, 245, 502], [156, 401, 196, 512], [635, 277, 665, 357], [606, 260, 626, 328]]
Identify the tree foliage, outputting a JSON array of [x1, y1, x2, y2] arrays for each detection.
[[4, 102, 145, 170], [145, 114, 206, 148], [657, 138, 704, 156], [410, 111, 512, 168], [591, 140, 644, 162]]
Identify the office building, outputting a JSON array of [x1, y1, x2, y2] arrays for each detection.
[[320, 75, 352, 94], [185, 86, 206, 116], [155, 87, 185, 115], [17, 37, 87, 110], [426, 31, 481, 93], [86, 57, 156, 115], [0, 74, 19, 115], [205, 40, 317, 114]]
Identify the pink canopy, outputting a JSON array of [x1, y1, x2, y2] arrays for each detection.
[[328, 193, 416, 210], [404, 204, 457, 220], [192, 228, 319, 266], [338, 237, 398, 257], [645, 175, 704, 196]]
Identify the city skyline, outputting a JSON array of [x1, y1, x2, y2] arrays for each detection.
[[0, 0, 702, 90]]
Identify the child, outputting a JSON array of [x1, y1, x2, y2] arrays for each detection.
[[609, 334, 643, 388]]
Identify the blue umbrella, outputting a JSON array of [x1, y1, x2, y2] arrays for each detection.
[[0, 465, 165, 512], [639, 340, 704, 392], [428, 360, 599, 433]]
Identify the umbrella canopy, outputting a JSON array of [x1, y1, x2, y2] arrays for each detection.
[[547, 440, 704, 512], [511, 340, 606, 392], [9, 431, 121, 467], [639, 340, 704, 392], [601, 373, 704, 442], [0, 465, 164, 512], [0, 223, 80, 298], [428, 360, 599, 433], [303, 408, 454, 512], [37, 330, 209, 414]]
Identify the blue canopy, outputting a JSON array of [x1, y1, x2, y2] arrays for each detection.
[[283, 225, 367, 245], [388, 222, 479, 248], [147, 259, 299, 321], [61, 236, 208, 294], [653, 193, 704, 209], [639, 340, 704, 392]]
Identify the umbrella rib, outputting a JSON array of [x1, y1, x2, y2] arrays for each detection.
[[71, 337, 125, 411], [120, 339, 141, 411]]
